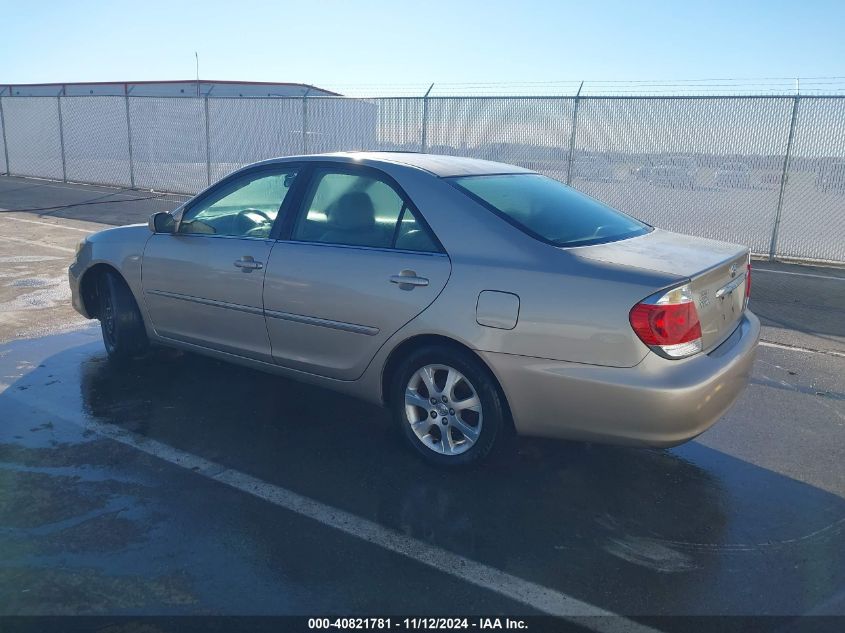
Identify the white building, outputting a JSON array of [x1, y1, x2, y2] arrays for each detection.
[[0, 80, 339, 98]]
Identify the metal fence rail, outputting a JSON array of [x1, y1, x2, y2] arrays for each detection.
[[0, 94, 843, 263]]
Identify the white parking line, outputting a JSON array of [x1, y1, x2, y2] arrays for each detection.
[[754, 268, 845, 282], [0, 214, 98, 233], [760, 340, 845, 358], [0, 235, 75, 253], [3, 385, 658, 632]]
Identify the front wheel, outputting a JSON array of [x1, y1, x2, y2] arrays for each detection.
[[97, 271, 148, 360], [391, 346, 508, 467]]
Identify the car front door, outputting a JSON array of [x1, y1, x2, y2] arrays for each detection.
[[263, 164, 451, 380], [142, 165, 301, 362]]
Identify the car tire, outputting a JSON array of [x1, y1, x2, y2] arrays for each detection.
[[391, 345, 508, 467], [97, 271, 148, 360]]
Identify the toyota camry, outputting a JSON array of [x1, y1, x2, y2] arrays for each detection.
[[69, 152, 759, 466]]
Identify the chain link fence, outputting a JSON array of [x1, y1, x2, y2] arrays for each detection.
[[61, 96, 131, 186], [0, 94, 843, 263]]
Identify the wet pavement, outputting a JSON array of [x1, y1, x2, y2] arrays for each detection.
[[1, 175, 845, 622], [1, 329, 526, 616], [1, 325, 844, 618]]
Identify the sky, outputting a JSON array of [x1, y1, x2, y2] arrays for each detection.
[[2, 0, 844, 94]]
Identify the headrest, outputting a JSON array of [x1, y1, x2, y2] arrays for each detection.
[[328, 192, 375, 230]]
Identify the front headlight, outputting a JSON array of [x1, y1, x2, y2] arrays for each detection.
[[75, 237, 88, 256]]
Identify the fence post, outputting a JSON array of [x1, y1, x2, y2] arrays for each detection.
[[57, 96, 67, 182], [565, 81, 584, 185], [769, 94, 800, 260], [301, 87, 312, 154], [0, 96, 10, 176], [124, 90, 135, 188], [420, 83, 434, 152], [204, 96, 211, 187]]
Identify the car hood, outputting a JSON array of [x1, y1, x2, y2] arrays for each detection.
[[87, 223, 148, 243]]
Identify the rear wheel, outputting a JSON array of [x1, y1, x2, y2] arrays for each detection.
[[97, 271, 148, 360], [391, 345, 507, 467]]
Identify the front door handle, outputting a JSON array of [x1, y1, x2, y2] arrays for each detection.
[[234, 256, 263, 272], [390, 270, 429, 289]]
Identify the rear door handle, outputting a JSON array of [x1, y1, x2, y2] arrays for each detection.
[[390, 270, 429, 288], [234, 256, 263, 272]]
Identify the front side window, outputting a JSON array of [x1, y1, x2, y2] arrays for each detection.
[[292, 169, 438, 252], [179, 168, 298, 238], [449, 173, 650, 247]]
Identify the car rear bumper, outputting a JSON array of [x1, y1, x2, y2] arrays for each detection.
[[480, 311, 760, 447]]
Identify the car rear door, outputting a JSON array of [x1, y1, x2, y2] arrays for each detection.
[[142, 164, 301, 362], [263, 163, 451, 380]]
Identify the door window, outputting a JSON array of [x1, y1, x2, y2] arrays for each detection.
[[179, 168, 298, 238], [292, 169, 439, 252]]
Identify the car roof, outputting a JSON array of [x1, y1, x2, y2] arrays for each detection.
[[257, 151, 537, 178]]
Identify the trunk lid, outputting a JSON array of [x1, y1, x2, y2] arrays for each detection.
[[573, 229, 749, 351]]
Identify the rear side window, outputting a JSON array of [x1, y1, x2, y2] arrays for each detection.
[[449, 174, 650, 247], [395, 205, 439, 252]]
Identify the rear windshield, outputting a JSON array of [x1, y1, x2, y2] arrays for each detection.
[[449, 174, 650, 247]]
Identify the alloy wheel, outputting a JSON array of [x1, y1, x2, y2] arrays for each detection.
[[404, 364, 483, 456]]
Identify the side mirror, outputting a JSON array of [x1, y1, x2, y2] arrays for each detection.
[[149, 212, 176, 234]]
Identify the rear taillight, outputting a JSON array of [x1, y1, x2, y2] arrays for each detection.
[[630, 284, 702, 359]]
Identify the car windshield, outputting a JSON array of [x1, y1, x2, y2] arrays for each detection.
[[449, 173, 650, 247]]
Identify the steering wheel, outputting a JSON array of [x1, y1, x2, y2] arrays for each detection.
[[235, 208, 274, 234]]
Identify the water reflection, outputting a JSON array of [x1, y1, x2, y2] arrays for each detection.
[[75, 346, 845, 615]]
